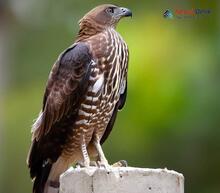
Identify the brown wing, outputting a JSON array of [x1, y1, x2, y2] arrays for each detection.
[[27, 42, 93, 179], [33, 43, 93, 140]]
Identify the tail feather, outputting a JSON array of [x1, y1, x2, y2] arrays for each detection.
[[27, 139, 52, 193], [33, 163, 52, 193]]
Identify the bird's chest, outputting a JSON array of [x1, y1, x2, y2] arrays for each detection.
[[73, 30, 128, 141], [87, 59, 122, 124], [75, 57, 122, 139]]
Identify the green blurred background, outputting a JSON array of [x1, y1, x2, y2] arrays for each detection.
[[0, 0, 220, 193]]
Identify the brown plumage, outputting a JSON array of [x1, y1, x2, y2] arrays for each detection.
[[27, 4, 132, 193]]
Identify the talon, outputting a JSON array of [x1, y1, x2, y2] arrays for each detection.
[[76, 161, 84, 168], [97, 160, 110, 169], [112, 160, 128, 167], [89, 161, 98, 167], [76, 160, 98, 168], [93, 135, 110, 169]]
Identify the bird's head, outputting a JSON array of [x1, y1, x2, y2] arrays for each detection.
[[79, 4, 132, 31]]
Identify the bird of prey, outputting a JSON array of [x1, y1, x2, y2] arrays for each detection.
[[27, 4, 132, 193]]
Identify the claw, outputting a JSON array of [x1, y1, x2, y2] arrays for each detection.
[[93, 135, 110, 169], [89, 161, 98, 167], [76, 160, 98, 168], [97, 160, 110, 169], [112, 160, 128, 167], [76, 161, 83, 168]]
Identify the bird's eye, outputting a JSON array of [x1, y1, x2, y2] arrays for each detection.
[[106, 7, 115, 15]]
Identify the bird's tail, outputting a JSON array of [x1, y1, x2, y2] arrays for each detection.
[[33, 162, 52, 193], [27, 140, 53, 193]]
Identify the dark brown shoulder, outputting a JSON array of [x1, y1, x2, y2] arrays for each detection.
[[60, 43, 92, 66], [35, 42, 93, 139], [42, 43, 92, 110]]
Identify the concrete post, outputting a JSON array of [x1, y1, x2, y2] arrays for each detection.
[[59, 167, 184, 193]]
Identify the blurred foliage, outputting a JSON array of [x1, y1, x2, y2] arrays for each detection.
[[0, 0, 220, 193]]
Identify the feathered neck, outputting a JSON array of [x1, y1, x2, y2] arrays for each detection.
[[76, 18, 105, 42]]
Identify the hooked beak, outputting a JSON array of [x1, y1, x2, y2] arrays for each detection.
[[118, 7, 132, 18]]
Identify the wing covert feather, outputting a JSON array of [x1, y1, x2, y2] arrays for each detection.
[[33, 43, 93, 140]]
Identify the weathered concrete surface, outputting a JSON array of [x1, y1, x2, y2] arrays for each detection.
[[60, 167, 184, 193]]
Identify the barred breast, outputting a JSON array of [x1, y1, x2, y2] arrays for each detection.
[[63, 28, 129, 157]]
